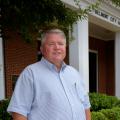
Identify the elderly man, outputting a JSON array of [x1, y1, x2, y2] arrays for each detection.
[[7, 28, 91, 120]]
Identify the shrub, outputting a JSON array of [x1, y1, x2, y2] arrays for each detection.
[[100, 107, 120, 120], [89, 93, 119, 111], [0, 99, 12, 120], [113, 100, 120, 107], [91, 111, 108, 120], [111, 107, 120, 120]]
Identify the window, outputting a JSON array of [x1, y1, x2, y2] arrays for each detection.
[[12, 75, 19, 91]]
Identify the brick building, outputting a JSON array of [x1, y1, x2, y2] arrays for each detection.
[[4, 30, 38, 97], [0, 0, 120, 99]]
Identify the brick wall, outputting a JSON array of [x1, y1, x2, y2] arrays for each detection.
[[4, 29, 38, 97]]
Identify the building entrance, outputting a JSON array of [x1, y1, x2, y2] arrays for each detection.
[[89, 51, 98, 93]]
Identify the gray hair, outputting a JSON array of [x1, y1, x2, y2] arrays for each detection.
[[41, 29, 66, 46]]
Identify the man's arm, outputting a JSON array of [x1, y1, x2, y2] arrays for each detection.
[[85, 108, 91, 120], [12, 112, 27, 120]]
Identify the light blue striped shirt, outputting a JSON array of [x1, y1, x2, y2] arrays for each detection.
[[7, 57, 91, 120]]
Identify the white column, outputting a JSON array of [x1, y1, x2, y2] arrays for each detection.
[[115, 32, 120, 98], [69, 19, 89, 92], [0, 37, 5, 100]]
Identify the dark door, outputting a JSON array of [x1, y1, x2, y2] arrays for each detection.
[[89, 51, 97, 92]]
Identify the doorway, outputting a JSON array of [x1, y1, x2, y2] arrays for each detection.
[[89, 51, 98, 92]]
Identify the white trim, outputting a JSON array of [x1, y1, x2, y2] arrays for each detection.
[[0, 37, 5, 100], [89, 49, 98, 53], [90, 9, 120, 27], [115, 32, 120, 98], [62, 0, 120, 31]]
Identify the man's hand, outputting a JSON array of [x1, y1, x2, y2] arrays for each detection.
[[85, 108, 91, 120]]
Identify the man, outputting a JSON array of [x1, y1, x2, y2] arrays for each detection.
[[7, 28, 91, 120]]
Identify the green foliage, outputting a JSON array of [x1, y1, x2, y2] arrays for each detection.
[[89, 93, 119, 111], [0, 99, 12, 120], [89, 93, 120, 120], [110, 0, 120, 6], [2, 0, 100, 28], [90, 93, 120, 120], [100, 107, 120, 120], [91, 108, 120, 120], [91, 111, 108, 120], [2, 0, 100, 42], [113, 100, 120, 107], [1, 0, 120, 42]]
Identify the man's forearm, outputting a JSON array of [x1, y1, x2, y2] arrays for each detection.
[[85, 108, 91, 120], [12, 112, 27, 120]]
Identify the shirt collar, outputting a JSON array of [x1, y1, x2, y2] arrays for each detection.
[[41, 57, 67, 72]]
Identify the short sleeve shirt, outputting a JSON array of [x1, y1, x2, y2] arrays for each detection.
[[7, 57, 91, 120]]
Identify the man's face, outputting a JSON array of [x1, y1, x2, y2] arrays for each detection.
[[41, 33, 66, 64]]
